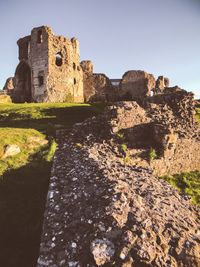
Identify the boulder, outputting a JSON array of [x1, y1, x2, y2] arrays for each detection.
[[3, 144, 21, 158]]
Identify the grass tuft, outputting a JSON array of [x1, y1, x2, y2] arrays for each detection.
[[161, 171, 200, 205]]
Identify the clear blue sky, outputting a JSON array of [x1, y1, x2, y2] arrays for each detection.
[[0, 0, 200, 98]]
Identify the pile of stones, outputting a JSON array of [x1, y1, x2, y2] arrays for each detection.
[[38, 100, 200, 267]]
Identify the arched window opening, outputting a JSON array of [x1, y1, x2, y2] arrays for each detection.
[[74, 78, 76, 85], [38, 71, 44, 86], [73, 62, 76, 70], [55, 52, 63, 67], [15, 62, 32, 103], [37, 30, 43, 44]]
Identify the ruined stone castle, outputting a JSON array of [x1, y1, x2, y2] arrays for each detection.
[[2, 25, 177, 103], [11, 26, 84, 102], [1, 25, 200, 267]]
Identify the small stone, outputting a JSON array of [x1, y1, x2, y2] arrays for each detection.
[[3, 144, 21, 158], [51, 242, 56, 248], [90, 239, 115, 266], [120, 252, 126, 260], [71, 242, 77, 248], [141, 233, 146, 239], [68, 261, 79, 267]]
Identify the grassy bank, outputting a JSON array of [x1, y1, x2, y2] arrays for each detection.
[[0, 102, 103, 134]]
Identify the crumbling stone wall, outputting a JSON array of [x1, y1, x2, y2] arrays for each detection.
[[47, 33, 83, 102], [2, 77, 15, 101], [95, 90, 200, 176], [151, 137, 200, 175], [38, 97, 200, 267], [101, 101, 151, 134], [81, 60, 113, 102], [3, 77, 15, 91], [13, 26, 84, 103], [145, 89, 196, 136], [143, 89, 200, 175], [29, 27, 49, 102], [153, 75, 170, 94], [118, 70, 156, 100]]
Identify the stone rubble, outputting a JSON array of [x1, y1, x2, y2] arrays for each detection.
[[38, 99, 200, 266]]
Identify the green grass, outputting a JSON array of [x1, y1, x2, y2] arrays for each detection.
[[0, 128, 48, 176], [148, 147, 157, 161], [0, 102, 103, 135], [0, 102, 104, 267], [0, 102, 103, 176], [161, 171, 200, 205], [196, 107, 200, 122]]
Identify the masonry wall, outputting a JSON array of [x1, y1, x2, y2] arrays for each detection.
[[46, 33, 83, 102], [30, 26, 49, 102], [119, 71, 156, 100], [81, 60, 113, 102], [151, 137, 200, 176], [13, 35, 32, 102], [100, 95, 200, 177]]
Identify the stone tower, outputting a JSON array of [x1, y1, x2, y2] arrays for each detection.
[[14, 26, 84, 103]]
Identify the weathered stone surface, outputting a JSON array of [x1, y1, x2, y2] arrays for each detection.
[[82, 71, 113, 102], [154, 75, 170, 94], [80, 60, 93, 74], [103, 101, 150, 133], [90, 239, 115, 265], [38, 96, 200, 267], [119, 70, 156, 100], [3, 144, 21, 158], [145, 90, 196, 136]]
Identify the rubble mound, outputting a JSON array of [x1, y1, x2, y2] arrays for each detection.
[[38, 101, 200, 267]]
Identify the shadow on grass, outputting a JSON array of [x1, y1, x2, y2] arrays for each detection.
[[0, 104, 104, 134], [0, 153, 52, 267]]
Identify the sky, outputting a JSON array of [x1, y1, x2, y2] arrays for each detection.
[[0, 0, 200, 98]]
